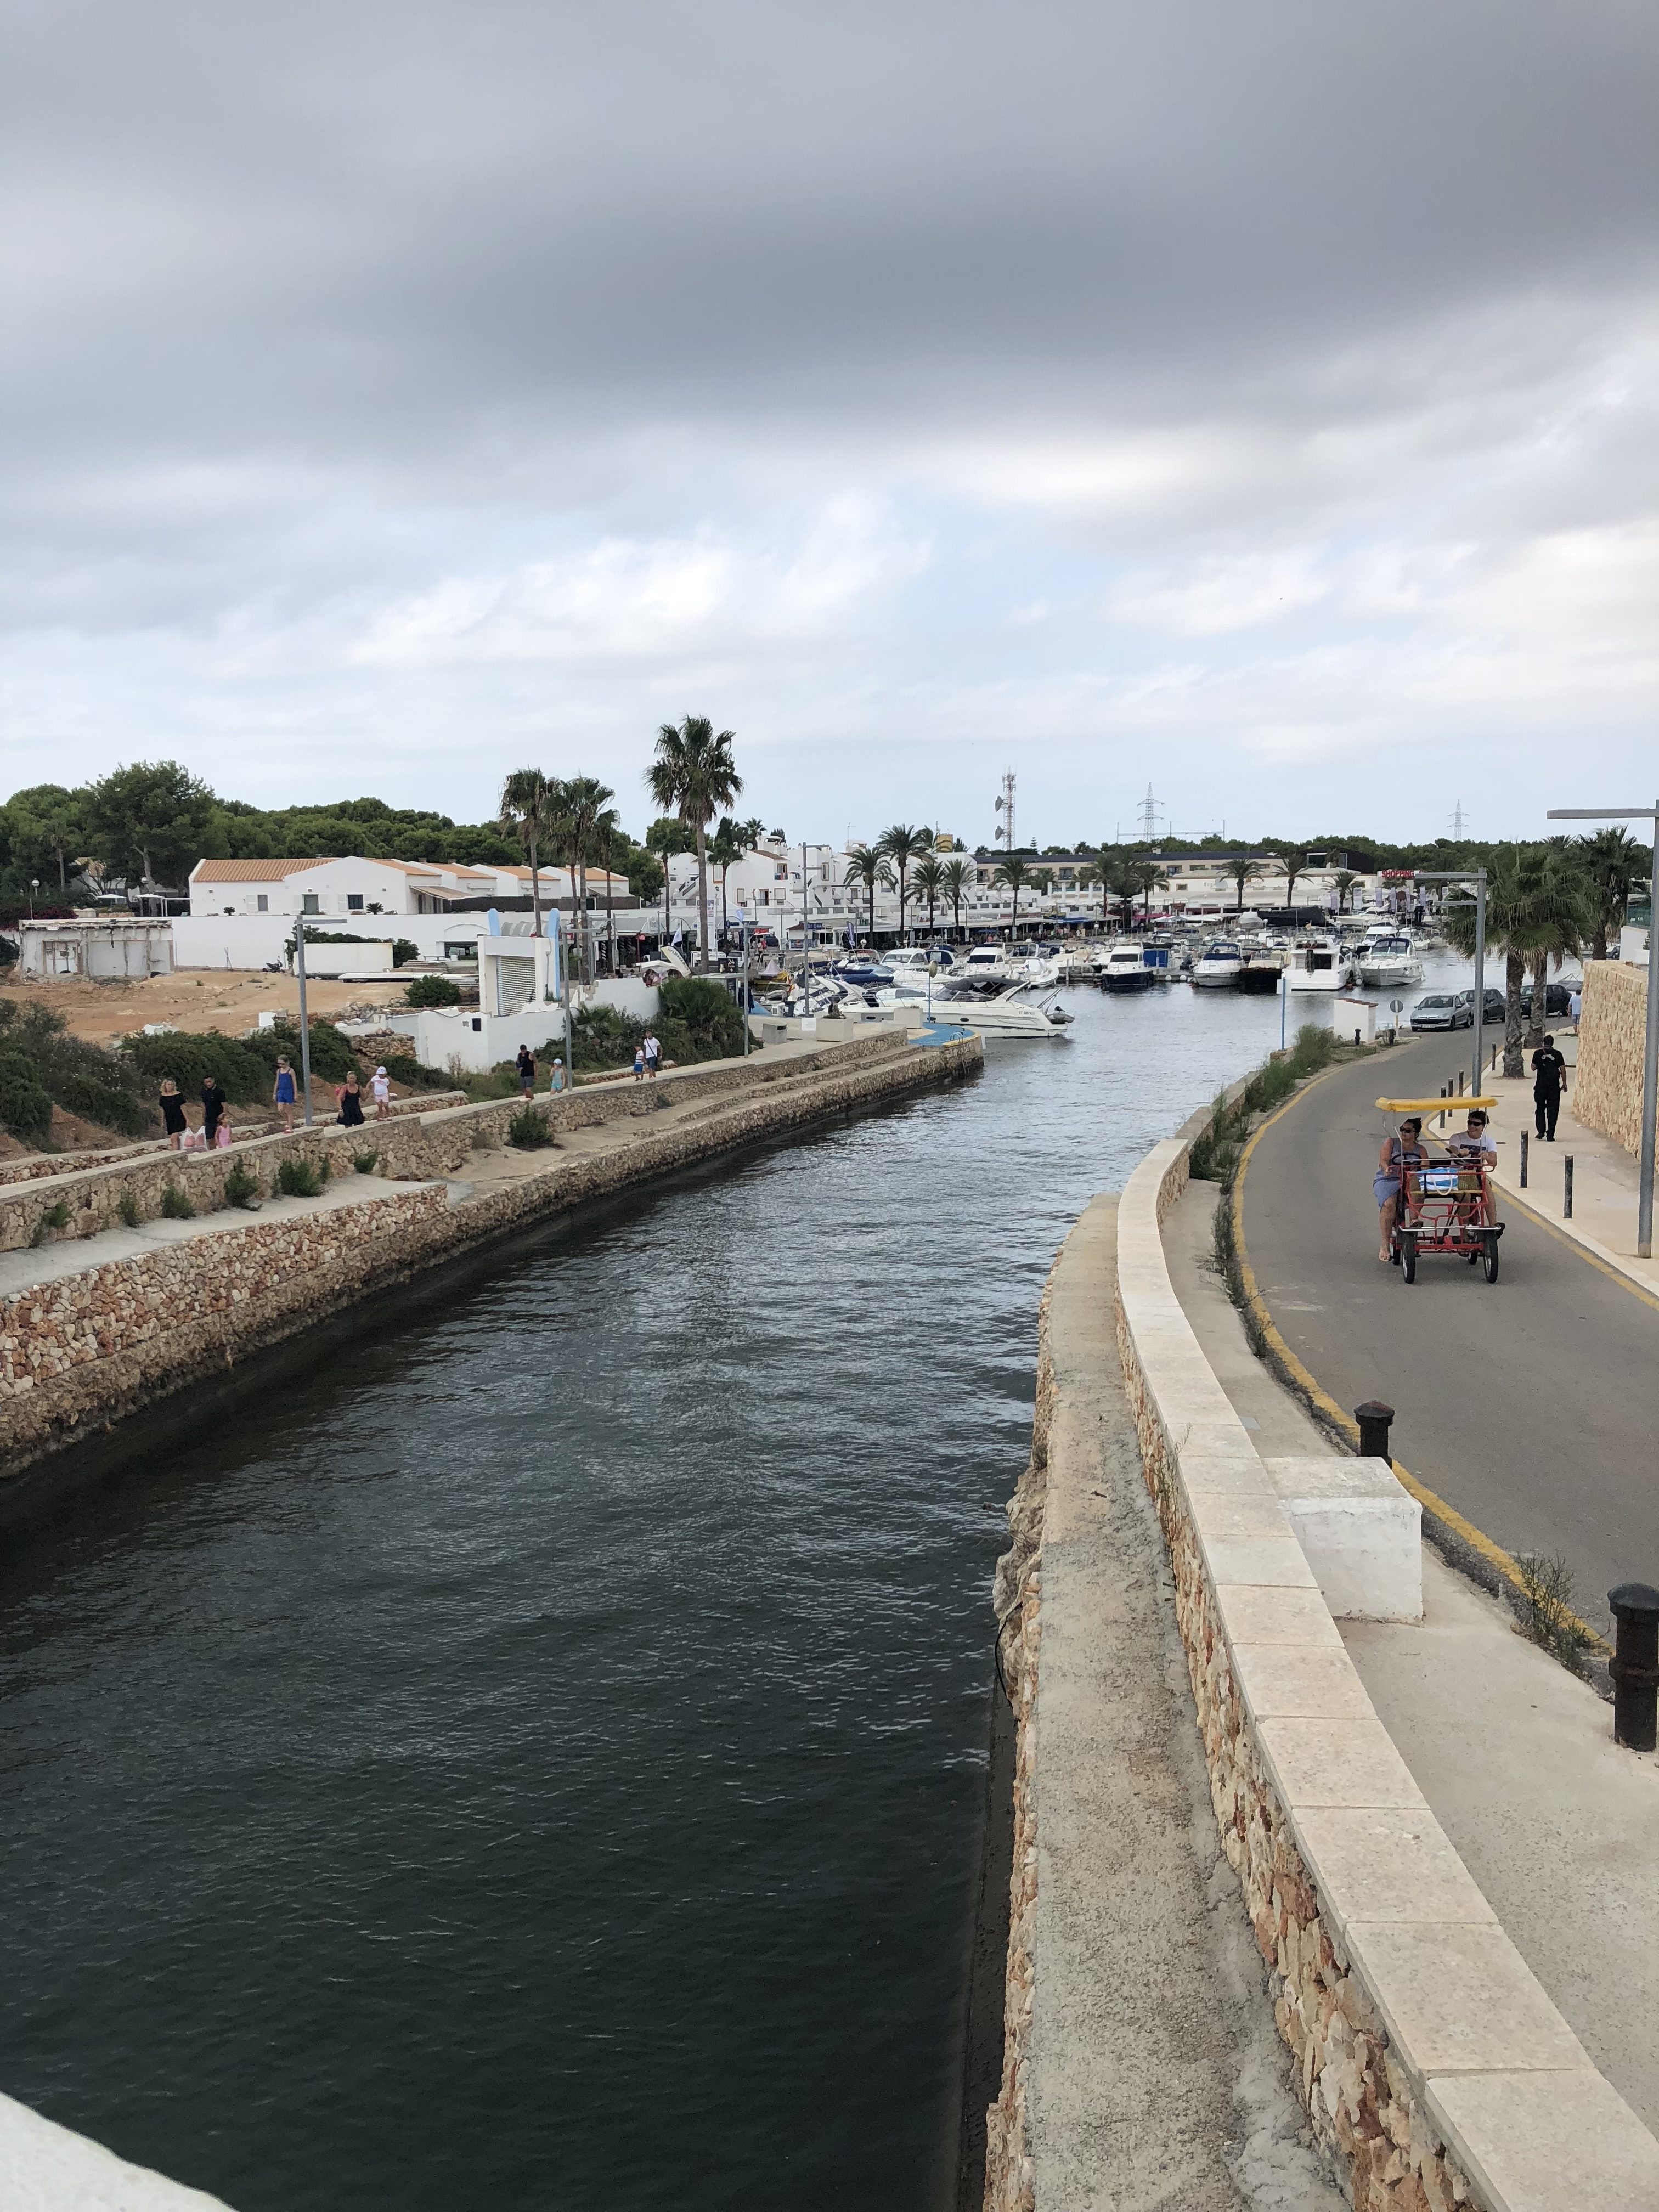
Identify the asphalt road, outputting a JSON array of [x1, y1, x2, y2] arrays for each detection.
[[1238, 1035, 1659, 1635]]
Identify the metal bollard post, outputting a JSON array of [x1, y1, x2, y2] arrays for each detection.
[[1457, 1069, 1465, 1097], [1607, 1583, 1659, 1752], [1520, 1131, 1529, 1188], [1564, 1156, 1574, 1219], [1354, 1400, 1395, 1461]]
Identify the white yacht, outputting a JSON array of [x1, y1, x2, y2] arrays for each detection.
[[1287, 936, 1354, 994], [1093, 943, 1155, 993], [1356, 932, 1422, 987], [1191, 939, 1246, 990], [930, 978, 1073, 1037]]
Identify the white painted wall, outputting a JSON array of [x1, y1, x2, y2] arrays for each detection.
[[172, 913, 495, 970]]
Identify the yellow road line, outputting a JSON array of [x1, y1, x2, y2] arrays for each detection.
[[1228, 1073, 1610, 1655]]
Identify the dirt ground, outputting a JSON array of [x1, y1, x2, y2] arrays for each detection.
[[1, 968, 417, 1046]]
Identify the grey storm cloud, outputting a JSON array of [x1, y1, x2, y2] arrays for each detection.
[[3, 0, 1657, 833]]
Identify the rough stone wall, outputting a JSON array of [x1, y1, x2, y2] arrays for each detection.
[[0, 1034, 903, 1251], [1114, 1152, 1477, 2212], [981, 1261, 1058, 2212], [1571, 960, 1646, 1156], [1, 1032, 978, 1476]]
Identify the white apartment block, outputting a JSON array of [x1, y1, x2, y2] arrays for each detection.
[[189, 855, 629, 921]]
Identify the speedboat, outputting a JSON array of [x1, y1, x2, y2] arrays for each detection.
[[832, 955, 893, 989], [1287, 936, 1353, 994], [886, 946, 960, 982], [1191, 939, 1245, 990], [931, 979, 1073, 1037], [1356, 932, 1422, 987], [1094, 942, 1155, 993]]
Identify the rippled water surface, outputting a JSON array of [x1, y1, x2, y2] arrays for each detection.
[[1, 985, 1296, 2210]]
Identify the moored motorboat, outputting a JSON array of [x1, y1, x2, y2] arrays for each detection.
[[1191, 939, 1245, 990], [930, 978, 1073, 1036], [1356, 932, 1422, 987], [1287, 936, 1354, 993], [1093, 942, 1156, 992]]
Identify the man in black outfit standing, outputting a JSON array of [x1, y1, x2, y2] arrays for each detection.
[[1531, 1032, 1567, 1140]]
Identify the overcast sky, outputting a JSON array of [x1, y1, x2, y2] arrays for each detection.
[[4, 0, 1656, 848]]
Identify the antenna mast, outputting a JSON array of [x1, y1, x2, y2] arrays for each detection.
[[993, 769, 1017, 853], [1448, 799, 1470, 837], [1138, 782, 1163, 842]]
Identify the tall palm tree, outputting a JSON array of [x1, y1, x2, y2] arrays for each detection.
[[556, 775, 614, 981], [1577, 827, 1647, 962], [940, 856, 969, 941], [843, 844, 893, 943], [709, 815, 746, 945], [1331, 870, 1359, 913], [595, 805, 621, 974], [1282, 848, 1309, 911], [1130, 860, 1170, 924], [647, 717, 742, 971], [1225, 855, 1263, 912], [498, 768, 557, 938], [876, 823, 933, 943], [1442, 846, 1590, 1076], [995, 855, 1031, 936], [912, 855, 946, 938]]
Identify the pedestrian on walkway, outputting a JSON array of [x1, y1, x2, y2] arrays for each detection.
[[337, 1071, 366, 1127], [1532, 1034, 1566, 1141], [272, 1057, 297, 1134], [516, 1045, 536, 1096], [549, 1058, 566, 1093], [370, 1065, 392, 1121], [633, 1042, 645, 1081], [200, 1075, 227, 1147], [643, 1030, 661, 1079], [159, 1077, 189, 1150], [1569, 985, 1582, 1035]]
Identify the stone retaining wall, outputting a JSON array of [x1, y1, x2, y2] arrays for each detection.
[[1571, 960, 1646, 1156], [0, 1035, 902, 1253], [1, 1031, 979, 1479], [1113, 1116, 1659, 2211]]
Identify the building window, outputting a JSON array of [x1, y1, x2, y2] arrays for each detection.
[[257, 895, 269, 913], [302, 894, 320, 914], [347, 893, 364, 912]]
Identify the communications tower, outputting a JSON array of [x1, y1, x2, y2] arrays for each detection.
[[993, 770, 1017, 852], [1138, 783, 1164, 842]]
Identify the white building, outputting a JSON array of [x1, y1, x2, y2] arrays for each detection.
[[16, 917, 173, 981]]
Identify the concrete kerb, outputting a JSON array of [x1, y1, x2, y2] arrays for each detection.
[[1115, 1116, 1659, 2208]]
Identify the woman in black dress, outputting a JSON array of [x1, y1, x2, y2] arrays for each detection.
[[159, 1079, 188, 1150], [336, 1072, 366, 1127]]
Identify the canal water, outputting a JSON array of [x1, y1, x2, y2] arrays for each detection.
[[1, 984, 1296, 2211]]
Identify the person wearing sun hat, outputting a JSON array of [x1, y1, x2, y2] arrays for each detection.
[[370, 1064, 392, 1120]]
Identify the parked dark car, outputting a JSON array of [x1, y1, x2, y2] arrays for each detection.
[[1519, 980, 1575, 1019]]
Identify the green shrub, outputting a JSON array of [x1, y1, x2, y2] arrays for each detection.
[[223, 1163, 261, 1209], [569, 1004, 646, 1070], [404, 973, 463, 1008], [242, 1018, 358, 1085], [353, 1149, 379, 1175], [160, 1182, 194, 1219], [0, 1047, 54, 1146], [117, 1188, 143, 1227], [392, 939, 419, 967], [277, 1158, 324, 1198], [2, 998, 153, 1142], [657, 974, 745, 1062], [378, 1052, 452, 1092], [120, 1028, 272, 1106], [507, 1105, 556, 1149]]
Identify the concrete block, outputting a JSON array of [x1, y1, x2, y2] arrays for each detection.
[[1425, 2066, 1659, 2212], [1290, 1807, 1495, 1942], [1350, 1920, 1594, 2078], [1230, 1642, 1377, 1722], [1212, 1584, 1345, 1649], [1255, 1713, 1430, 1812], [1263, 1454, 1422, 1622]]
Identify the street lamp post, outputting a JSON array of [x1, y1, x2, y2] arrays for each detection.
[[1549, 804, 1659, 1258], [294, 919, 314, 1126], [1414, 868, 1487, 1098]]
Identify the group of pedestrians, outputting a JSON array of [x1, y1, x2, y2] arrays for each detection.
[[158, 1058, 396, 1149], [515, 1046, 568, 1095], [157, 1074, 233, 1152], [631, 1031, 662, 1081]]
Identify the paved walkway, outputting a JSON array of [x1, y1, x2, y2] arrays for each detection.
[[1237, 1034, 1659, 1637], [1164, 1177, 1659, 2137]]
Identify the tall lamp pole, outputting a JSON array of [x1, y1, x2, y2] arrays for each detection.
[[294, 919, 314, 1126], [1414, 868, 1486, 1096], [1549, 804, 1659, 1257]]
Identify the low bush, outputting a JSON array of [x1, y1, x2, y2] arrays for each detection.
[[1515, 1552, 1595, 1676], [405, 973, 463, 1008], [121, 1028, 274, 1106], [2, 997, 153, 1144], [0, 1048, 54, 1146], [276, 1158, 324, 1198], [31, 1198, 73, 1244], [242, 1018, 358, 1086], [224, 1163, 261, 1209], [569, 1004, 646, 1071], [658, 974, 745, 1062], [353, 1149, 379, 1175], [117, 1189, 143, 1228], [507, 1105, 556, 1149], [160, 1182, 194, 1219]]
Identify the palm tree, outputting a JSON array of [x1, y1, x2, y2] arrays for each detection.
[[647, 717, 742, 972], [498, 768, 558, 938], [1577, 827, 1647, 962], [995, 856, 1031, 936], [1282, 848, 1309, 912], [557, 775, 614, 981], [737, 816, 768, 850], [843, 844, 893, 942], [876, 823, 933, 943], [940, 856, 970, 941], [1129, 860, 1170, 924], [709, 815, 746, 946], [912, 855, 946, 938], [1442, 846, 1590, 1076], [1331, 870, 1359, 913], [595, 806, 621, 974], [1225, 855, 1263, 912]]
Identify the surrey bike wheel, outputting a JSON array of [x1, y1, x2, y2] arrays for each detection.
[[1483, 1237, 1500, 1284], [1400, 1233, 1417, 1284]]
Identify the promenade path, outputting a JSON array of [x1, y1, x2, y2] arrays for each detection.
[[1237, 1032, 1659, 1637]]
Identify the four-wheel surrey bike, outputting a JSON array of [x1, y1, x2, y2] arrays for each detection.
[[1378, 1095, 1505, 1285]]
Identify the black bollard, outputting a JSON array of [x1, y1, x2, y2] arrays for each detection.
[[1564, 1156, 1573, 1218], [1354, 1400, 1395, 1461], [1520, 1131, 1529, 1188], [1607, 1583, 1659, 1752]]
